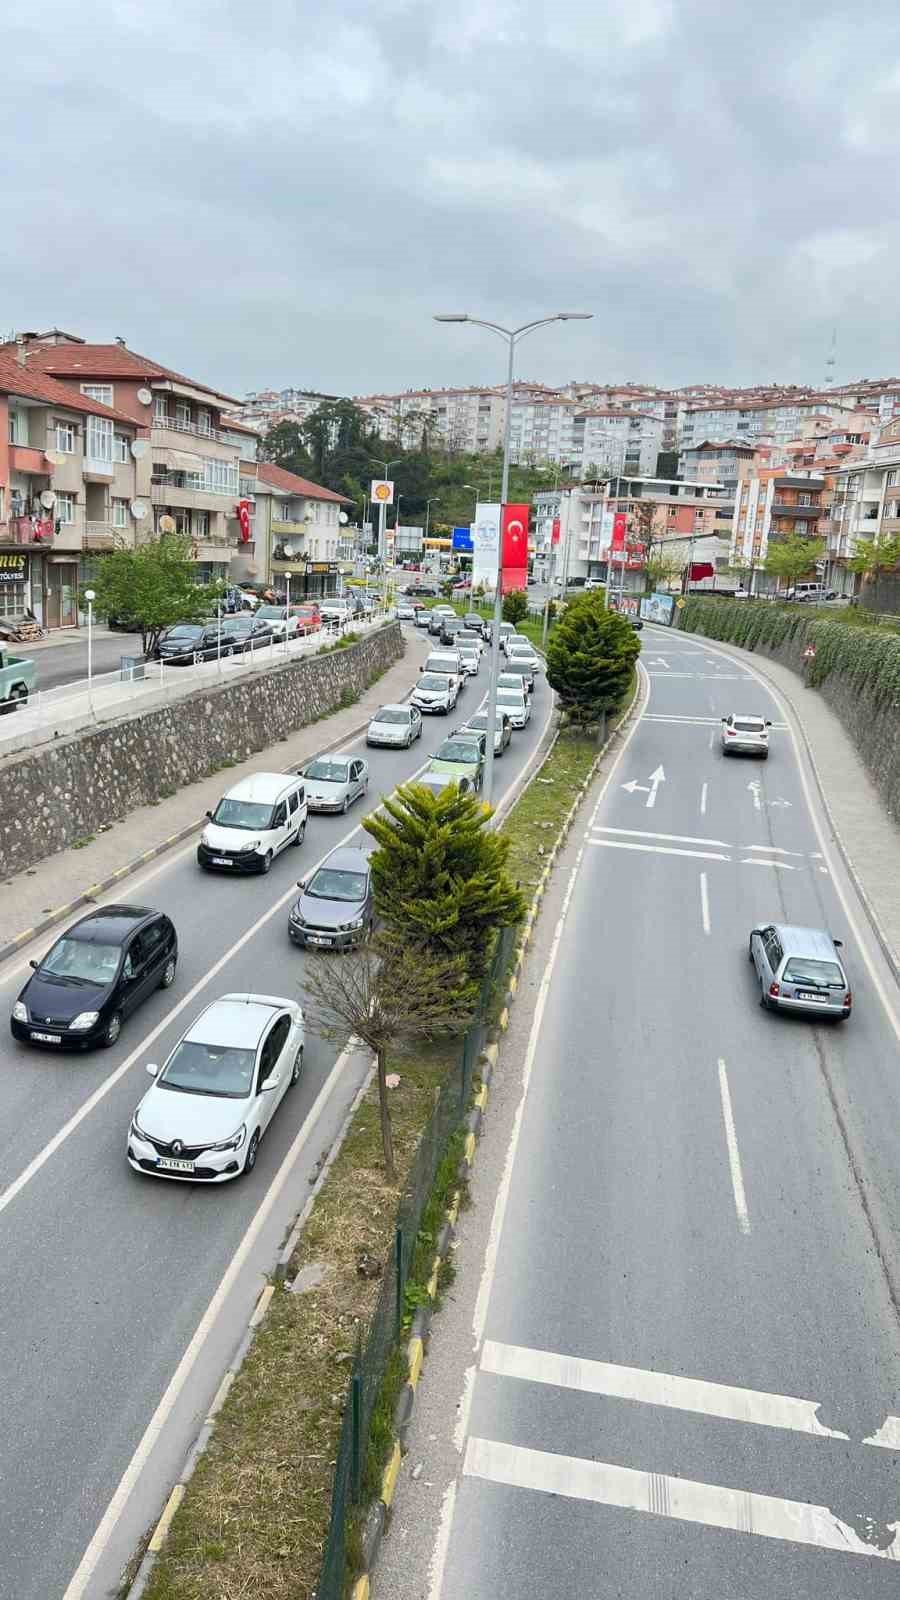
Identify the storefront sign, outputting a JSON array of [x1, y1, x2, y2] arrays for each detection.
[[0, 552, 28, 583]]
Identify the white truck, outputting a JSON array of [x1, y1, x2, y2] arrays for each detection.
[[0, 646, 36, 710]]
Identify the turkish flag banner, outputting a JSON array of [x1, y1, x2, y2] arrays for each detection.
[[611, 512, 628, 553], [689, 561, 714, 580], [237, 500, 252, 543], [500, 503, 529, 594], [551, 516, 561, 547]]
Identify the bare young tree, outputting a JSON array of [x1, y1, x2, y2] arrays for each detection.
[[300, 937, 474, 1182]]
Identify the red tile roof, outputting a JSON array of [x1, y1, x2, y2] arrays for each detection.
[[256, 462, 353, 503], [0, 354, 138, 425], [220, 414, 261, 436], [0, 340, 239, 406]]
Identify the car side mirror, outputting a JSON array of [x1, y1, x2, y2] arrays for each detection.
[[206, 809, 213, 819], [297, 878, 307, 890], [721, 717, 727, 723], [146, 1062, 159, 1076], [833, 938, 843, 948], [263, 1074, 281, 1091], [765, 720, 772, 726], [29, 958, 38, 970]]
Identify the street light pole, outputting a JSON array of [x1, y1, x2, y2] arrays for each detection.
[[85, 588, 95, 708], [435, 311, 592, 809], [284, 569, 293, 652]]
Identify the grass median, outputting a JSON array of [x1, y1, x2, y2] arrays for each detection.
[[133, 665, 636, 1600]]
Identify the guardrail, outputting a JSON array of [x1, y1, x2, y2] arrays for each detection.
[[0, 611, 395, 756]]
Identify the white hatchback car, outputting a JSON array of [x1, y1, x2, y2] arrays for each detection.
[[127, 994, 305, 1182]]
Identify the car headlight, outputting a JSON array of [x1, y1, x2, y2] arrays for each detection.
[[239, 839, 261, 853], [130, 1109, 150, 1141], [12, 1001, 27, 1023], [212, 1123, 246, 1152], [347, 916, 366, 931], [69, 1011, 100, 1031], [290, 908, 306, 927]]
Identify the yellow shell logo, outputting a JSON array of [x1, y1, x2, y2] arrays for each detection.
[[373, 483, 392, 502]]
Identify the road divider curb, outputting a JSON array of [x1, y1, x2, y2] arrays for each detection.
[[350, 679, 645, 1599]]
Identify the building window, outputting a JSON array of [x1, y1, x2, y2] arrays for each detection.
[[112, 498, 129, 529], [154, 395, 170, 423], [8, 409, 26, 444], [203, 459, 239, 495], [196, 409, 211, 436], [56, 492, 76, 524], [114, 433, 129, 463], [176, 400, 191, 430], [798, 493, 812, 506], [80, 383, 113, 406], [55, 421, 77, 453], [87, 416, 114, 462], [194, 510, 209, 538]]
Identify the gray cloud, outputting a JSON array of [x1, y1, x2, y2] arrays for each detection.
[[4, 0, 900, 397]]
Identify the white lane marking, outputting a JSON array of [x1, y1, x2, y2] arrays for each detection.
[[742, 844, 805, 856], [648, 672, 749, 680], [480, 1341, 848, 1440], [718, 1059, 750, 1235], [740, 858, 796, 871], [747, 779, 762, 811], [700, 872, 711, 935], [477, 665, 649, 1348], [62, 1041, 363, 1600], [427, 1481, 457, 1600], [0, 753, 438, 1219], [646, 764, 665, 809], [700, 781, 708, 817], [708, 727, 715, 750], [644, 714, 787, 728], [679, 635, 900, 1044], [463, 1438, 900, 1559], [866, 1416, 900, 1449], [594, 826, 731, 849], [588, 840, 730, 863]]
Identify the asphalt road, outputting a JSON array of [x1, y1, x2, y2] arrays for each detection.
[[29, 632, 144, 692], [378, 627, 900, 1599], [0, 643, 552, 1600]]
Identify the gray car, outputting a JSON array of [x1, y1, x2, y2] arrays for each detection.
[[303, 755, 369, 813], [288, 845, 374, 949], [749, 923, 851, 1020], [367, 703, 422, 748], [461, 710, 512, 755]]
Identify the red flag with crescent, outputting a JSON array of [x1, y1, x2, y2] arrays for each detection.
[[500, 503, 529, 595]]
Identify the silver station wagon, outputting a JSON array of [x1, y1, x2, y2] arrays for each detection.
[[749, 923, 851, 1020]]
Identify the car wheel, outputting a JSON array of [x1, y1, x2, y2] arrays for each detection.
[[103, 1011, 122, 1047], [289, 1044, 304, 1086], [761, 751, 769, 760], [243, 1129, 260, 1174], [292, 819, 306, 845], [160, 956, 177, 989], [261, 851, 273, 874], [9, 684, 28, 708], [342, 794, 350, 813], [747, 942, 755, 963], [759, 981, 772, 1011], [222, 645, 233, 658]]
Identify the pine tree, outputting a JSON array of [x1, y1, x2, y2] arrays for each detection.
[[546, 591, 640, 725]]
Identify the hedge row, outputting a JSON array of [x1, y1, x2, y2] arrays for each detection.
[[678, 599, 900, 825], [679, 599, 900, 711]]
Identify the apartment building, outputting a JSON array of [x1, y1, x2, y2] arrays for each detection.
[[825, 416, 900, 595], [535, 475, 732, 588], [255, 462, 351, 595], [11, 331, 249, 585], [572, 408, 663, 478], [0, 348, 141, 628], [356, 386, 506, 452], [677, 438, 759, 489], [731, 468, 827, 588], [236, 388, 341, 435]]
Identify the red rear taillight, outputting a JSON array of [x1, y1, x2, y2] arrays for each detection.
[[726, 728, 736, 736], [845, 991, 852, 1008], [769, 982, 780, 997]]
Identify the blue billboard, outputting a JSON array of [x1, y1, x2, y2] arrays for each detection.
[[452, 525, 474, 552]]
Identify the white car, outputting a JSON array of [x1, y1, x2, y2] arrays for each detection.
[[457, 645, 481, 677], [303, 755, 369, 812], [127, 994, 305, 1182], [490, 688, 532, 728], [505, 640, 541, 672], [411, 672, 459, 714], [721, 713, 771, 758], [367, 703, 423, 748]]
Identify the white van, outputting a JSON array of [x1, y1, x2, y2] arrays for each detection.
[[197, 772, 308, 874], [787, 583, 824, 603]]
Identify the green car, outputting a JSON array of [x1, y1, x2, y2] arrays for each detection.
[[427, 733, 486, 792]]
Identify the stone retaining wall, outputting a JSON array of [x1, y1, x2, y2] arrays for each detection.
[[0, 624, 403, 878]]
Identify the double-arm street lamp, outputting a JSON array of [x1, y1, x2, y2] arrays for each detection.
[[433, 312, 592, 807]]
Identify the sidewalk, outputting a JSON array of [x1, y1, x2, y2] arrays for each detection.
[[667, 624, 900, 973], [1, 623, 117, 651], [1, 644, 412, 962]]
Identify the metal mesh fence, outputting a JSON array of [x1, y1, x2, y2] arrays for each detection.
[[316, 923, 515, 1599]]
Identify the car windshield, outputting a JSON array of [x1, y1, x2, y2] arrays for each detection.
[[436, 740, 479, 763], [374, 709, 409, 725], [40, 936, 121, 984], [499, 674, 526, 686], [165, 626, 201, 640], [222, 617, 251, 632], [734, 719, 765, 732], [497, 689, 524, 704], [211, 798, 273, 831], [159, 1039, 256, 1098], [305, 760, 349, 783], [418, 675, 448, 691], [306, 867, 367, 901], [783, 957, 844, 986], [256, 606, 285, 620]]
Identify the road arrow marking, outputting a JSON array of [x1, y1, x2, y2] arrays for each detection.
[[646, 765, 665, 809], [747, 780, 762, 811], [740, 858, 796, 870], [622, 779, 650, 795], [649, 657, 670, 668], [769, 798, 792, 808]]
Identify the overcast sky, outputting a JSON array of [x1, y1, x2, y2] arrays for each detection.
[[5, 0, 900, 400]]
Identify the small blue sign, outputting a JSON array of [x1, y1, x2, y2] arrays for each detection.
[[452, 526, 473, 552]]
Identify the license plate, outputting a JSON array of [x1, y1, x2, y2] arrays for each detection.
[[159, 1156, 196, 1173], [211, 857, 232, 866], [799, 991, 828, 1003], [31, 1030, 61, 1043], [308, 934, 333, 946]]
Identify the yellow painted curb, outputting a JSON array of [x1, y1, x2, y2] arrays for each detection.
[[508, 972, 518, 996], [474, 1083, 488, 1111], [481, 1042, 499, 1070], [206, 1370, 234, 1422], [498, 1007, 509, 1032], [381, 1440, 402, 1508], [351, 1575, 371, 1600], [408, 1335, 424, 1388], [427, 1256, 440, 1299], [148, 1484, 185, 1553], [464, 1130, 477, 1163]]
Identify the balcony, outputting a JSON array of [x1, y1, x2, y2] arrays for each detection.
[[8, 445, 48, 476], [83, 456, 115, 483], [771, 501, 820, 518], [6, 514, 54, 545], [272, 519, 309, 536], [151, 420, 239, 463], [83, 522, 118, 551], [151, 415, 227, 443], [151, 483, 233, 512]]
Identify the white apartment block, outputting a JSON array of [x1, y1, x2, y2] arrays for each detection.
[[236, 389, 341, 434], [826, 416, 900, 593], [355, 387, 506, 452]]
